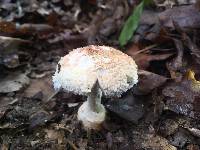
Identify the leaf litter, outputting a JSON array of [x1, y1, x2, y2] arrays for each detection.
[[0, 0, 200, 149]]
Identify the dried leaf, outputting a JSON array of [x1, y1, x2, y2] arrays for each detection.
[[169, 129, 195, 148], [159, 5, 200, 29], [0, 21, 17, 34], [133, 10, 162, 42], [162, 70, 200, 119], [0, 36, 30, 54], [142, 135, 177, 150], [24, 76, 54, 102], [126, 44, 173, 69], [45, 129, 65, 144], [186, 127, 200, 138], [133, 70, 168, 95], [159, 119, 179, 137], [183, 33, 200, 66], [106, 93, 145, 123], [0, 72, 29, 93], [29, 110, 50, 129], [133, 132, 177, 150]]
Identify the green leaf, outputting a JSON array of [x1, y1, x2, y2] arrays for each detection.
[[119, 0, 146, 46]]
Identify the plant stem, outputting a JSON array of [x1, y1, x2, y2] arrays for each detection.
[[87, 80, 102, 112]]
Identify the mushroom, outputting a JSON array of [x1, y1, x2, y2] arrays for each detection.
[[52, 45, 138, 130]]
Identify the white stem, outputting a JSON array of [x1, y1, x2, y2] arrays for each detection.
[[87, 80, 102, 112]]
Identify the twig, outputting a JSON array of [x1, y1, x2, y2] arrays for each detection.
[[46, 91, 59, 102], [66, 139, 78, 150], [133, 44, 157, 55]]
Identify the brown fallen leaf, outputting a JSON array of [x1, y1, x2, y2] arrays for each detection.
[[158, 119, 179, 137], [0, 21, 16, 34], [106, 92, 145, 124], [133, 10, 162, 42], [29, 110, 50, 129], [183, 33, 200, 66], [0, 36, 30, 53], [186, 144, 200, 150], [45, 129, 65, 145], [185, 127, 200, 138], [0, 72, 30, 93], [0, 36, 31, 68], [133, 70, 168, 95], [133, 131, 177, 150], [24, 75, 54, 102], [143, 135, 177, 150], [126, 44, 173, 69], [154, 0, 195, 7], [162, 70, 200, 119], [0, 143, 9, 150], [0, 106, 11, 120], [169, 128, 195, 148], [159, 5, 200, 30]]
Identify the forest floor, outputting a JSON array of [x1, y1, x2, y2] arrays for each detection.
[[0, 0, 200, 149]]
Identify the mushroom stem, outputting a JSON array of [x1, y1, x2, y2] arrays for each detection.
[[87, 80, 102, 112]]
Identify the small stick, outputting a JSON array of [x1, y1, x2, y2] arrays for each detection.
[[66, 139, 78, 150], [46, 91, 59, 102], [133, 44, 157, 55]]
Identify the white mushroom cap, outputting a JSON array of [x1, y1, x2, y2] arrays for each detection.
[[52, 45, 138, 97]]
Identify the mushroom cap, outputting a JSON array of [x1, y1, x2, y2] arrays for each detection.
[[53, 45, 138, 97]]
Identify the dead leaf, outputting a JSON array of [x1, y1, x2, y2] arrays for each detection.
[[24, 75, 54, 102], [0, 106, 11, 120], [183, 33, 200, 66], [133, 131, 177, 150], [133, 70, 168, 95], [45, 129, 65, 145], [0, 72, 29, 93], [159, 5, 200, 30], [186, 144, 200, 150], [0, 97, 18, 107], [169, 128, 195, 148], [77, 138, 88, 150], [133, 10, 161, 42], [162, 70, 200, 119], [106, 92, 145, 124], [2, 53, 19, 68], [186, 127, 200, 138], [0, 21, 17, 34], [142, 135, 177, 150], [159, 119, 179, 137], [99, 18, 116, 37], [0, 143, 9, 150], [126, 44, 173, 69], [0, 36, 31, 68], [29, 110, 50, 129]]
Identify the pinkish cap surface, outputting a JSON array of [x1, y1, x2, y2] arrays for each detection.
[[52, 45, 138, 97]]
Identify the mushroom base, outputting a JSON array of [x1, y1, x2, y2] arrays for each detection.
[[77, 101, 106, 130]]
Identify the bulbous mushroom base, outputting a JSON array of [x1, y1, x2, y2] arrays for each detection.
[[77, 101, 106, 130]]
